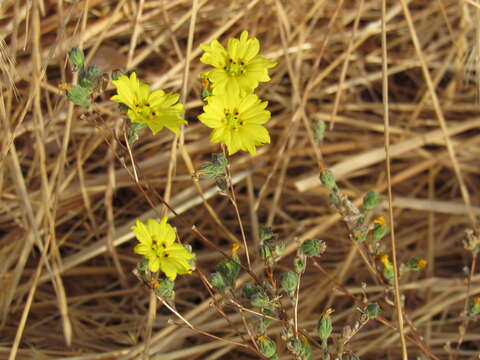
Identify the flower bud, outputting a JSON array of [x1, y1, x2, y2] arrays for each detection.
[[300, 239, 325, 257], [365, 302, 380, 319], [68, 47, 84, 71], [320, 169, 336, 190], [280, 271, 298, 293], [362, 191, 380, 211], [257, 336, 277, 358], [67, 85, 90, 107]]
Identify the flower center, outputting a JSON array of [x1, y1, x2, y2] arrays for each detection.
[[225, 58, 246, 76], [224, 108, 243, 131], [132, 99, 159, 120]]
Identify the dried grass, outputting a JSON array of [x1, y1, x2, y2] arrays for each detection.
[[1, 0, 480, 359]]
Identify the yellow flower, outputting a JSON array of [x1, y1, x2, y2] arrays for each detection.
[[200, 31, 276, 95], [417, 258, 427, 269], [198, 92, 271, 155], [373, 216, 386, 227], [111, 72, 187, 135], [377, 253, 391, 268], [132, 217, 195, 280]]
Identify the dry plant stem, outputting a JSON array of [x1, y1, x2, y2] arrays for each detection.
[[229, 289, 261, 353], [453, 253, 478, 359], [329, 0, 364, 130], [8, 234, 51, 360], [126, 0, 144, 70], [178, 143, 241, 244], [32, 0, 72, 347], [224, 160, 251, 270], [293, 272, 301, 337], [105, 121, 127, 287], [133, 270, 259, 356], [195, 269, 250, 346], [399, 0, 477, 230], [313, 261, 440, 360], [382, 1, 408, 359]]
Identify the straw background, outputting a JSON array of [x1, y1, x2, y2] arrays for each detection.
[[1, 0, 480, 359]]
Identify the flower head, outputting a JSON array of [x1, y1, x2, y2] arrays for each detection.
[[200, 31, 276, 95], [132, 217, 195, 280], [198, 92, 271, 155], [111, 72, 187, 135]]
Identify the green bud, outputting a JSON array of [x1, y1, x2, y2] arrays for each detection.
[[137, 259, 149, 273], [329, 192, 340, 205], [314, 119, 326, 143], [243, 283, 269, 308], [251, 292, 270, 308], [344, 354, 360, 360], [67, 85, 90, 107], [154, 278, 175, 298], [257, 336, 277, 358], [242, 283, 258, 299], [68, 48, 84, 71], [275, 242, 286, 257], [365, 302, 380, 319], [300, 239, 325, 257], [317, 314, 333, 346], [260, 308, 275, 331], [383, 266, 394, 284], [260, 227, 276, 242], [200, 87, 213, 102], [79, 65, 103, 90], [128, 122, 146, 145], [259, 243, 273, 260], [468, 297, 480, 316], [320, 169, 336, 190], [286, 336, 311, 359], [404, 256, 427, 271], [352, 228, 368, 243], [372, 224, 388, 242], [362, 191, 380, 211], [294, 256, 306, 274], [210, 272, 226, 291], [280, 271, 298, 293], [215, 258, 240, 289], [199, 153, 227, 191], [287, 338, 302, 356], [111, 69, 126, 81]]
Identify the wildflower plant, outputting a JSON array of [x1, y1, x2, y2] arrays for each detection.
[[61, 29, 442, 360]]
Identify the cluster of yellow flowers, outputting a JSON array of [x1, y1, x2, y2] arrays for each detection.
[[198, 31, 277, 155], [110, 31, 276, 281]]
